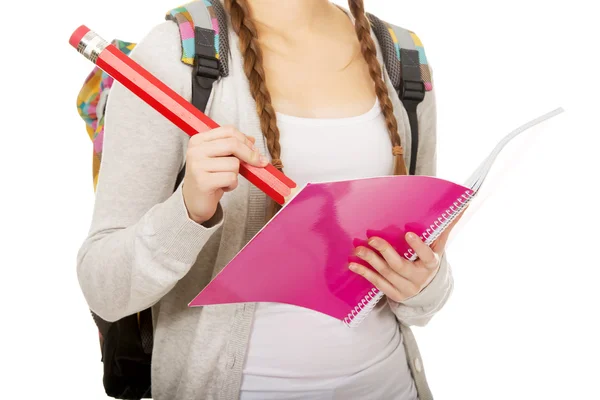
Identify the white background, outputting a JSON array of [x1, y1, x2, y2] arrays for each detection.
[[1, 0, 598, 399]]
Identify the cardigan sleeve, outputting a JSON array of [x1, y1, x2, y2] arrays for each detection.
[[76, 21, 223, 323]]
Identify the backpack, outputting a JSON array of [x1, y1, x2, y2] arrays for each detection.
[[75, 1, 432, 398]]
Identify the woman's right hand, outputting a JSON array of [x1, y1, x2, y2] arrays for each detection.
[[182, 125, 268, 224]]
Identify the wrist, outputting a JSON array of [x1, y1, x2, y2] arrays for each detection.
[[182, 184, 208, 224], [200, 204, 223, 228], [187, 210, 208, 225], [182, 187, 223, 228]]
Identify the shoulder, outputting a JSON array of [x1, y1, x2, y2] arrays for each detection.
[[131, 21, 182, 60], [127, 20, 192, 99]]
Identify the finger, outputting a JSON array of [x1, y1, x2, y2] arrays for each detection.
[[202, 137, 267, 167], [406, 232, 439, 269], [201, 156, 240, 173], [348, 263, 417, 302], [366, 237, 410, 276], [190, 126, 260, 161], [199, 171, 239, 192], [191, 125, 253, 147], [354, 246, 414, 285]]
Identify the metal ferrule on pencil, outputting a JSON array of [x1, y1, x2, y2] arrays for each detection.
[[76, 30, 109, 64]]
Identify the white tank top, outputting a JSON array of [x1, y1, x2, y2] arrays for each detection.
[[240, 99, 417, 400]]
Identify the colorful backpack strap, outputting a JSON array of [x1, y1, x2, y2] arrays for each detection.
[[367, 13, 431, 176], [389, 25, 432, 91], [367, 14, 432, 93], [166, 0, 229, 116]]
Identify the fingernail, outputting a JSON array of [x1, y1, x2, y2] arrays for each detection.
[[259, 155, 268, 165], [354, 247, 365, 257], [406, 232, 418, 241], [250, 142, 256, 151], [368, 238, 380, 249], [348, 263, 358, 272]]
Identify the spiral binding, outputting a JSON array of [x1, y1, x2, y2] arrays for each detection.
[[404, 190, 473, 261], [344, 189, 474, 328], [343, 289, 384, 327]]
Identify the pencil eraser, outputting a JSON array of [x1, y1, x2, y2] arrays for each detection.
[[69, 25, 91, 48]]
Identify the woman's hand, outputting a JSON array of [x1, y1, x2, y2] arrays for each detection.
[[182, 125, 268, 224], [349, 215, 462, 302]]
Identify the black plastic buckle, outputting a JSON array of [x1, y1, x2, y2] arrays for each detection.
[[194, 54, 221, 89], [193, 54, 220, 86], [400, 79, 425, 102]]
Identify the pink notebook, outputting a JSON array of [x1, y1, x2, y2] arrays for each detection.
[[189, 108, 563, 326]]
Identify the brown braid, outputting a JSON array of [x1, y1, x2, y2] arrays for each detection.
[[348, 0, 408, 176], [225, 0, 283, 217]]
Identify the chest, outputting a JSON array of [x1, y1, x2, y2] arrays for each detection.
[[276, 104, 394, 187], [260, 36, 377, 119]]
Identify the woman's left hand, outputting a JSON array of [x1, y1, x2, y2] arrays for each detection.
[[348, 219, 459, 302]]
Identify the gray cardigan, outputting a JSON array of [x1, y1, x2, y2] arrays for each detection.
[[77, 14, 453, 400]]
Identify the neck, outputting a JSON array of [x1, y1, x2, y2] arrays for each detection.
[[248, 0, 336, 35]]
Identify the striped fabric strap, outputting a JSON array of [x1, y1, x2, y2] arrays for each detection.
[[386, 24, 433, 91], [166, 0, 221, 65]]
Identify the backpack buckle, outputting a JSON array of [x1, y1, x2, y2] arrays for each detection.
[[400, 79, 425, 102], [399, 48, 425, 103], [193, 54, 220, 88]]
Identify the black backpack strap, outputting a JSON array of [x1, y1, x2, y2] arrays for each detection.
[[167, 0, 230, 189], [399, 48, 426, 176], [367, 14, 432, 175], [138, 309, 153, 355]]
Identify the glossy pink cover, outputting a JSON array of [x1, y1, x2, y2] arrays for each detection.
[[189, 175, 472, 322]]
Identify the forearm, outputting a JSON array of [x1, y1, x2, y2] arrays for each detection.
[[77, 187, 222, 322]]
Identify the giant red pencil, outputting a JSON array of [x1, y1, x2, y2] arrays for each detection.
[[70, 25, 297, 205]]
